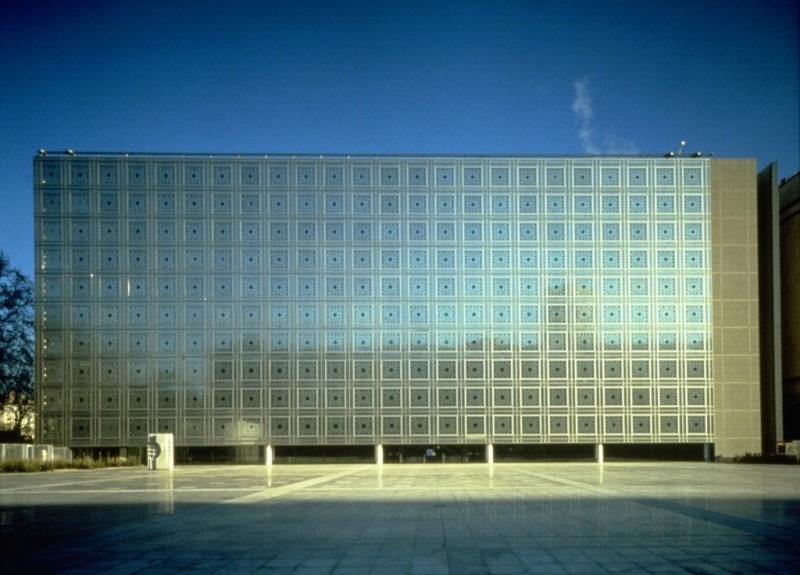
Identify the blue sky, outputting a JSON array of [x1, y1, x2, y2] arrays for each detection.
[[1, 0, 797, 278]]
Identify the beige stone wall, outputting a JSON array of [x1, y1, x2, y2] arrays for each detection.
[[710, 159, 762, 457]]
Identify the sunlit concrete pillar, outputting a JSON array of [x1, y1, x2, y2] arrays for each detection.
[[375, 444, 384, 465], [595, 443, 604, 464], [486, 444, 494, 464], [265, 445, 274, 466]]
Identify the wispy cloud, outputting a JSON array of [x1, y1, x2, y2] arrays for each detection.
[[571, 77, 638, 154], [572, 78, 599, 154], [603, 134, 640, 155]]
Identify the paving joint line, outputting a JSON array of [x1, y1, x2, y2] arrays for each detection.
[[19, 464, 374, 565], [514, 465, 798, 542], [222, 464, 373, 504]]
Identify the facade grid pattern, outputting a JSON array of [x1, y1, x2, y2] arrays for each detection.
[[34, 155, 713, 447]]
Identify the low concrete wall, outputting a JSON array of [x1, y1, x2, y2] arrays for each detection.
[[0, 444, 72, 463]]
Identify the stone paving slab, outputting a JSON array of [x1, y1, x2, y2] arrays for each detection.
[[1, 462, 799, 574]]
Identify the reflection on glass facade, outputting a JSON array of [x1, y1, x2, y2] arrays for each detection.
[[35, 155, 712, 447]]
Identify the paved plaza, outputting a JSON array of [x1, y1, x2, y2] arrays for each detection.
[[1, 462, 799, 574]]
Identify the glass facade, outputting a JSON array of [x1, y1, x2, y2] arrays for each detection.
[[34, 155, 713, 447]]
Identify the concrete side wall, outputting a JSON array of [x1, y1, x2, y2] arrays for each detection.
[[710, 159, 762, 457], [757, 163, 783, 452], [780, 173, 800, 441]]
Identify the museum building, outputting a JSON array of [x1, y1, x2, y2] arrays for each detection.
[[33, 154, 765, 461]]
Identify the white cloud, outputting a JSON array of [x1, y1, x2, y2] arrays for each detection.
[[571, 78, 638, 154], [572, 78, 599, 154], [604, 134, 640, 155], [571, 78, 593, 121]]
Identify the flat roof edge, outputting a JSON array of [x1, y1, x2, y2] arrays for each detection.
[[33, 151, 727, 160]]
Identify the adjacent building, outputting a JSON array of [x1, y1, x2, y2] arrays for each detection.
[[33, 154, 763, 460]]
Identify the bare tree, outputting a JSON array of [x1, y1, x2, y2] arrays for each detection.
[[0, 251, 34, 441]]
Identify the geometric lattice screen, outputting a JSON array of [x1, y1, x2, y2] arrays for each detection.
[[35, 154, 713, 447]]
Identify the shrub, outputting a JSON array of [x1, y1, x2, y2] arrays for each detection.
[[72, 455, 98, 469], [734, 453, 799, 464], [104, 456, 141, 467], [1, 459, 39, 472], [1, 456, 142, 472]]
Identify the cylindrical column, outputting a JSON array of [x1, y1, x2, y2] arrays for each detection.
[[595, 443, 604, 464], [375, 444, 384, 465], [265, 445, 274, 466], [486, 444, 494, 464]]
